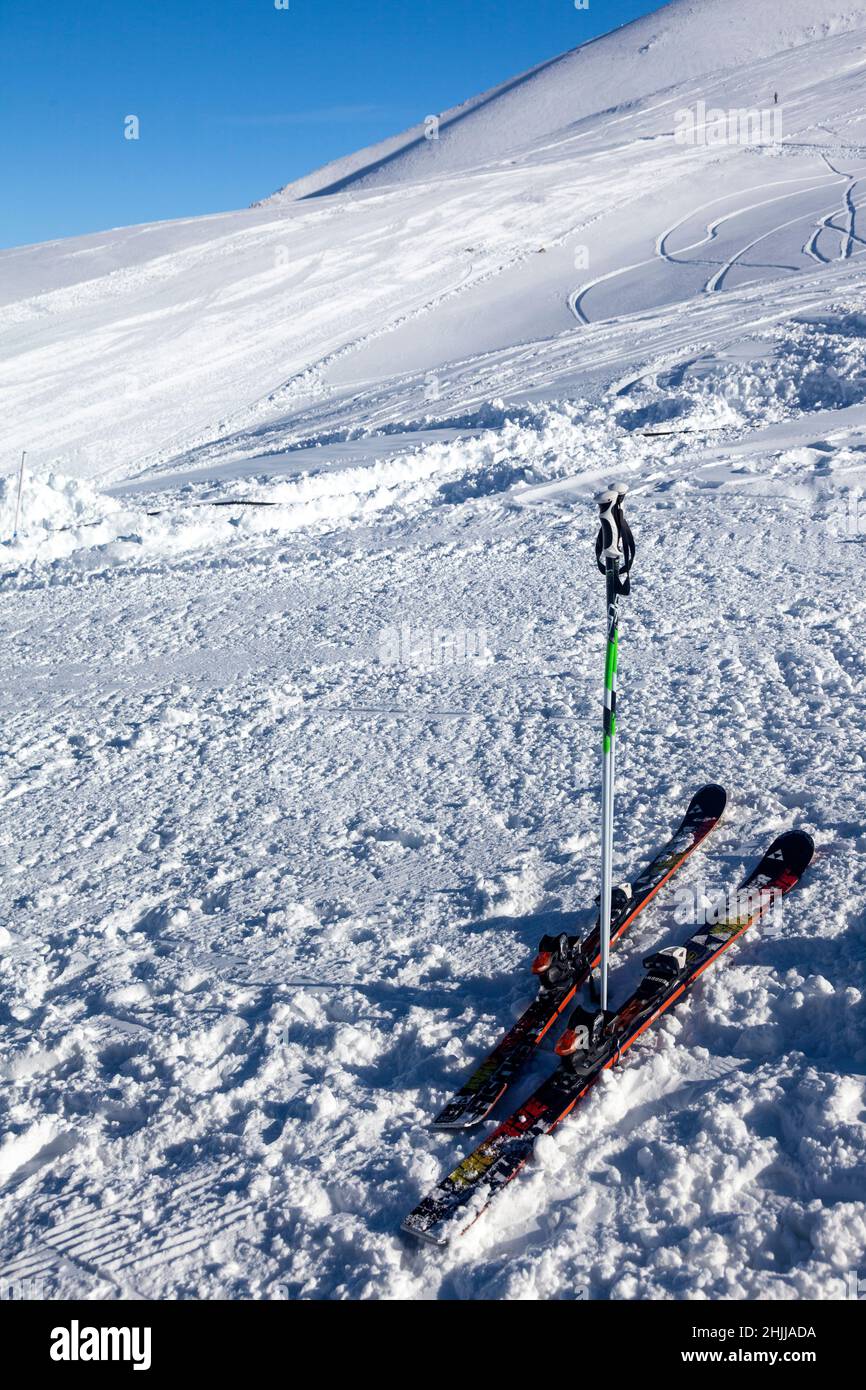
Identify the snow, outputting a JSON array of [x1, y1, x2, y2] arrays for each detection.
[[1, 0, 865, 1300], [263, 0, 865, 200]]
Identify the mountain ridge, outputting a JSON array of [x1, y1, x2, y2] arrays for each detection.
[[261, 0, 866, 202]]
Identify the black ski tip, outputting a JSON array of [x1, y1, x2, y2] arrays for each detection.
[[689, 783, 727, 819], [768, 829, 815, 877]]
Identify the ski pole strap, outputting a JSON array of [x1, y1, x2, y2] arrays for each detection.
[[595, 485, 635, 595]]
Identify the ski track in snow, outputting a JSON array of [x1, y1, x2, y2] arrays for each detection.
[[1, 0, 866, 1302]]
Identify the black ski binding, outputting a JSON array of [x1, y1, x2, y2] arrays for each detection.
[[532, 933, 585, 992], [642, 944, 688, 981], [554, 1004, 613, 1064], [593, 883, 633, 918], [611, 883, 632, 917]]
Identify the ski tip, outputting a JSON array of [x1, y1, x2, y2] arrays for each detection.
[[691, 783, 727, 818], [770, 829, 816, 877]]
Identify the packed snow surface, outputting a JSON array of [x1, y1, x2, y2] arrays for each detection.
[[1, 0, 865, 1300]]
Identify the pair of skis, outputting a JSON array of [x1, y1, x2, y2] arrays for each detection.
[[402, 797, 813, 1245], [432, 782, 727, 1130]]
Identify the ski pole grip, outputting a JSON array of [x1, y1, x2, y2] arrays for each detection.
[[597, 487, 624, 561], [595, 484, 633, 589]]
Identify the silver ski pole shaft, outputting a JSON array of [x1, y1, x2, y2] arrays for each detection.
[[595, 485, 632, 1012]]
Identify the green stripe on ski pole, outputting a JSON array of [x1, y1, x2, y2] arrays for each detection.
[[604, 634, 618, 689], [603, 714, 616, 754]]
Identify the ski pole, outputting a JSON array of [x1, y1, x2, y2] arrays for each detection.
[[595, 485, 634, 1012], [12, 450, 26, 539]]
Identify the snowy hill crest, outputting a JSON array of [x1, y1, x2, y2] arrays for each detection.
[[263, 0, 866, 202]]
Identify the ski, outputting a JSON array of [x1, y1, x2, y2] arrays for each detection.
[[432, 783, 727, 1130], [403, 829, 814, 1245]]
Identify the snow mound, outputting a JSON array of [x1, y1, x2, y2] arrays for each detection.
[[0, 470, 119, 542], [1, 406, 613, 582], [614, 312, 866, 434]]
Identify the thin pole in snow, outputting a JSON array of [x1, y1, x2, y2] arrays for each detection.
[[13, 450, 26, 538], [594, 485, 634, 1013]]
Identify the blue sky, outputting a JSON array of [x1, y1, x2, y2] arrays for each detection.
[[0, 0, 663, 249]]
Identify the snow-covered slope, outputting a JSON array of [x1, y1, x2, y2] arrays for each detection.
[[1, 0, 866, 1303], [3, 2, 866, 484], [265, 0, 865, 199]]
